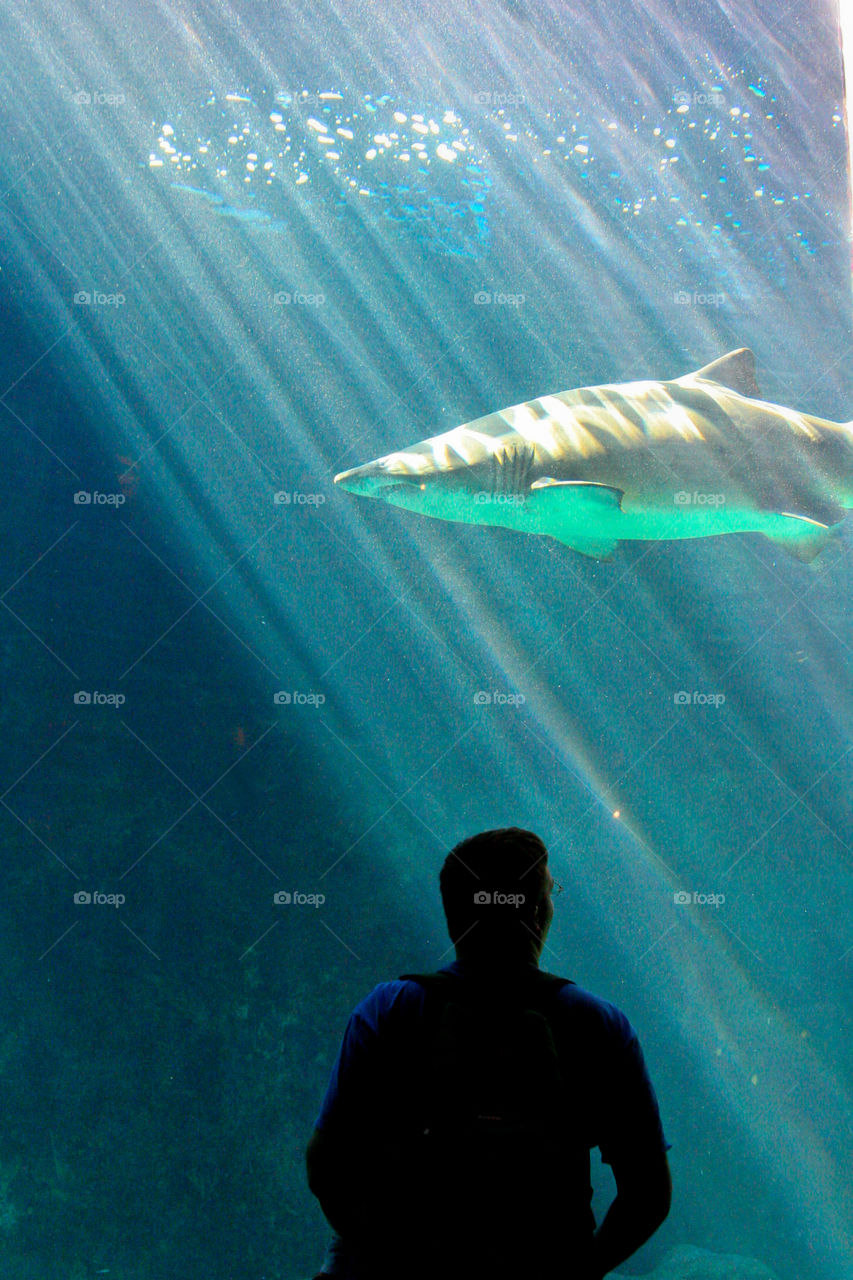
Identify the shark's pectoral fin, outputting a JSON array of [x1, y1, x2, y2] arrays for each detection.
[[528, 478, 623, 559], [688, 348, 760, 398], [764, 512, 844, 563], [530, 478, 624, 504], [552, 535, 620, 559]]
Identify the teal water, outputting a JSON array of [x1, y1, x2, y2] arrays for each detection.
[[0, 1, 851, 1278]]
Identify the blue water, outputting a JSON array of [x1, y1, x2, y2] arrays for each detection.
[[0, 0, 851, 1278], [154, 89, 492, 258]]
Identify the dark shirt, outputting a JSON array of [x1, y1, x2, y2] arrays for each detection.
[[313, 960, 670, 1278]]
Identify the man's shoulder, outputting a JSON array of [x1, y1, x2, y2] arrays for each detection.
[[351, 967, 636, 1051], [347, 976, 428, 1032], [546, 974, 630, 1020], [548, 978, 637, 1048]]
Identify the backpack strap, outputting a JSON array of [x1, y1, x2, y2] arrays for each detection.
[[398, 969, 574, 1043], [399, 969, 574, 998]]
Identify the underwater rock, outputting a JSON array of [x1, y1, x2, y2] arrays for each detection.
[[618, 1244, 780, 1280]]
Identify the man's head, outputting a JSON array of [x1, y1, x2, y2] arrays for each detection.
[[439, 827, 555, 965]]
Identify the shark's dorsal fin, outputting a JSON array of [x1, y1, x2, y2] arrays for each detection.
[[687, 348, 760, 398]]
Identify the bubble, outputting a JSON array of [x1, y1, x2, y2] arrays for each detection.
[[149, 89, 492, 259]]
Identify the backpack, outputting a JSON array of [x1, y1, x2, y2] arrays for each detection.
[[383, 968, 594, 1273]]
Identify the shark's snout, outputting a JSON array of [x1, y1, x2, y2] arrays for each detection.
[[333, 464, 379, 496], [334, 458, 424, 497]]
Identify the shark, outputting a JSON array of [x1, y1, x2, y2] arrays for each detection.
[[333, 348, 853, 560]]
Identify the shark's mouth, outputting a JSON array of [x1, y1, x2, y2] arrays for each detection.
[[334, 464, 425, 497], [335, 445, 538, 500]]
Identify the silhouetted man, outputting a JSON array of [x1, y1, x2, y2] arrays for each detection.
[[306, 827, 671, 1278]]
